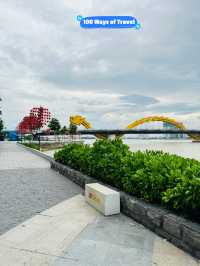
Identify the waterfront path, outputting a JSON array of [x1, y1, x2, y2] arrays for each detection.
[[0, 142, 199, 265], [0, 141, 82, 235]]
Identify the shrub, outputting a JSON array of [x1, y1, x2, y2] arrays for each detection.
[[54, 143, 91, 174], [54, 139, 200, 222], [162, 178, 200, 219], [87, 139, 131, 188]]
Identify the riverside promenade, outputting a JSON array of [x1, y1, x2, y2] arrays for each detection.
[[0, 142, 199, 266]]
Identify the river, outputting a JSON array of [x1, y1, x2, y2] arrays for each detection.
[[83, 139, 200, 161]]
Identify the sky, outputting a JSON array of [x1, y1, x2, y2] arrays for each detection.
[[0, 0, 200, 130]]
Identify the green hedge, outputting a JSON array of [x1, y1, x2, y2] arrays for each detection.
[[54, 139, 200, 222]]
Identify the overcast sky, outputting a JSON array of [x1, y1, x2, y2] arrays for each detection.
[[0, 0, 200, 129]]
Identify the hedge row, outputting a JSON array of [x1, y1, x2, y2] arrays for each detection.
[[54, 139, 200, 222]]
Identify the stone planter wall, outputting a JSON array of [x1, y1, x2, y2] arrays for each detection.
[[51, 160, 200, 260]]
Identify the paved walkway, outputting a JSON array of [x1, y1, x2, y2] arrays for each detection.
[[0, 142, 82, 234], [0, 142, 199, 265], [0, 195, 199, 266]]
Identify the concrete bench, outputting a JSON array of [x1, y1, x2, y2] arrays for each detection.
[[85, 183, 120, 216]]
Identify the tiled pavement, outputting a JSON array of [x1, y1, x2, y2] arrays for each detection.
[[0, 141, 50, 170], [0, 141, 82, 234]]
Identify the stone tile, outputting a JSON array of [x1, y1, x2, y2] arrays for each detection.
[[0, 142, 49, 170], [152, 236, 199, 266], [54, 214, 199, 266], [55, 214, 155, 266], [0, 142, 82, 235], [0, 195, 99, 265]]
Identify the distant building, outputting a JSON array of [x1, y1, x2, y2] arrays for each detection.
[[163, 122, 185, 139]]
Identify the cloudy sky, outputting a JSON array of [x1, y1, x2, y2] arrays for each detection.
[[0, 0, 200, 129]]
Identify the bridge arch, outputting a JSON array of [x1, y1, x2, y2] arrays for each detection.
[[69, 115, 200, 140], [127, 116, 199, 140]]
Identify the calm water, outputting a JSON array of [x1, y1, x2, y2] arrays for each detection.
[[84, 139, 200, 161]]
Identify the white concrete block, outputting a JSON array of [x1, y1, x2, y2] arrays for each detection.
[[85, 183, 120, 216]]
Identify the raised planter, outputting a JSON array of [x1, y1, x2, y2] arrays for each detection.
[[51, 160, 200, 260]]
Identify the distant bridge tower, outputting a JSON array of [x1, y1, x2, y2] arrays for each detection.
[[163, 122, 184, 139]]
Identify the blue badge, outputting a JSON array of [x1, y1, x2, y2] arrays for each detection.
[[77, 16, 141, 29]]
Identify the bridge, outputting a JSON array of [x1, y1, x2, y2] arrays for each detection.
[[77, 129, 200, 136], [70, 115, 200, 140]]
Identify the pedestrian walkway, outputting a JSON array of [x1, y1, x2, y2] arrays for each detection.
[[0, 142, 199, 265], [0, 195, 98, 265], [0, 142, 82, 234], [0, 194, 199, 266]]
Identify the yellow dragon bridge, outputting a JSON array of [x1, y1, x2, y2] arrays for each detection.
[[69, 115, 200, 141]]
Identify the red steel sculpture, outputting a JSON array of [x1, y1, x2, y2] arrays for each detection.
[[30, 107, 51, 129], [17, 107, 51, 134]]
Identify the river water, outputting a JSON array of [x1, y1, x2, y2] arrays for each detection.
[[84, 139, 200, 161]]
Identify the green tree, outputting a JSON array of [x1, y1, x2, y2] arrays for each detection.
[[60, 126, 68, 134], [48, 118, 61, 133], [0, 119, 4, 141], [0, 119, 3, 133], [69, 123, 77, 134]]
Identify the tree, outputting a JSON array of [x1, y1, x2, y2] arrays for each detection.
[[69, 123, 77, 134], [60, 126, 68, 134], [48, 118, 61, 133], [0, 119, 3, 133], [0, 119, 4, 141]]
